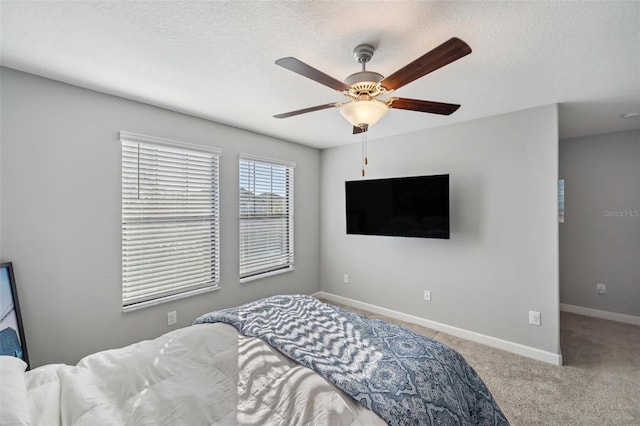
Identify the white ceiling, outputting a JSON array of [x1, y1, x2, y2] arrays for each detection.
[[1, 1, 639, 149]]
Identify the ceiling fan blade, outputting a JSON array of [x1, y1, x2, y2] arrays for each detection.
[[274, 103, 340, 119], [353, 124, 368, 134], [276, 57, 350, 92], [388, 98, 460, 115], [381, 38, 471, 91]]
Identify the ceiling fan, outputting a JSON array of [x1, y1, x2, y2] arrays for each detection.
[[273, 38, 472, 134]]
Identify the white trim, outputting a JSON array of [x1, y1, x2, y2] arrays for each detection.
[[120, 131, 222, 155], [238, 153, 296, 168], [313, 291, 563, 366], [240, 266, 294, 283], [123, 285, 220, 313], [560, 303, 640, 326]]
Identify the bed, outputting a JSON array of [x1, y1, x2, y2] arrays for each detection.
[[1, 295, 509, 425]]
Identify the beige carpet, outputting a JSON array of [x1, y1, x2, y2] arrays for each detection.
[[323, 300, 640, 426]]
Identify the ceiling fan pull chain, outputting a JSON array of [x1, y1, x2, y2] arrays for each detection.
[[364, 130, 368, 166], [361, 130, 366, 176]]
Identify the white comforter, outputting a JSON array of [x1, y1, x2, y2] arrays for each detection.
[[23, 323, 385, 425]]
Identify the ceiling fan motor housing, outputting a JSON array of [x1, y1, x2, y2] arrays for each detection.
[[345, 71, 385, 99], [345, 71, 383, 86]]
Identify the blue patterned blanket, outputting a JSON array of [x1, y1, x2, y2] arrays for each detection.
[[194, 295, 509, 425]]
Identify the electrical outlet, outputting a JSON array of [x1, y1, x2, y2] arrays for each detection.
[[596, 283, 606, 294], [529, 310, 541, 326], [423, 290, 431, 301], [343, 274, 349, 284], [168, 311, 177, 326]]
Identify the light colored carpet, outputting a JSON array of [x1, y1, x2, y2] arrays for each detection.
[[323, 300, 640, 426]]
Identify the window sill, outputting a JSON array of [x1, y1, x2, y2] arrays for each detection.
[[239, 266, 294, 284], [122, 285, 220, 313]]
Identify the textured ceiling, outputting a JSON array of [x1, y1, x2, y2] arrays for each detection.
[[1, 1, 639, 149]]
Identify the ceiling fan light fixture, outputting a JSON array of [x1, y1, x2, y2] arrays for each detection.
[[340, 98, 389, 128]]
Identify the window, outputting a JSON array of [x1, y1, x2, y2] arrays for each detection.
[[121, 132, 221, 311], [239, 155, 294, 281]]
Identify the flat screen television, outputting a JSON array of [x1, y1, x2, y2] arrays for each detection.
[[345, 174, 449, 239]]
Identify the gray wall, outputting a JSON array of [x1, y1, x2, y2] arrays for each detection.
[[0, 68, 321, 367], [320, 104, 561, 354], [559, 130, 640, 316]]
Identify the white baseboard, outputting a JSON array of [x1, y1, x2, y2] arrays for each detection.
[[313, 291, 562, 366], [560, 303, 640, 326]]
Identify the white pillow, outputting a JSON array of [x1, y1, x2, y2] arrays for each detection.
[[0, 355, 32, 426]]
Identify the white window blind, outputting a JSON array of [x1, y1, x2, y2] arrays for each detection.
[[121, 132, 221, 310], [239, 155, 294, 280]]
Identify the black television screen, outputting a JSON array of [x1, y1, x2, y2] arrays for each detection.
[[345, 174, 449, 239]]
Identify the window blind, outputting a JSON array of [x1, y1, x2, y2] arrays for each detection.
[[239, 155, 294, 280], [121, 132, 221, 309]]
